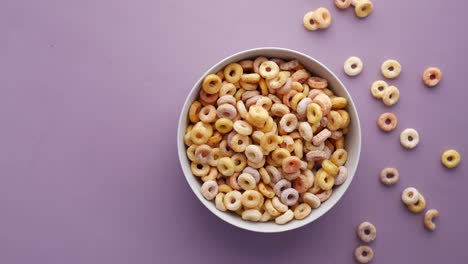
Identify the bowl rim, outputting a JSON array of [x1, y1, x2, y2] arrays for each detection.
[[177, 47, 361, 233]]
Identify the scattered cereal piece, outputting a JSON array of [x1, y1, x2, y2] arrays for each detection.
[[357, 221, 377, 243], [370, 80, 388, 99], [344, 56, 363, 77], [401, 187, 420, 205], [379, 167, 399, 185], [407, 193, 426, 213], [313, 8, 332, 29], [303, 11, 319, 31], [352, 0, 373, 18], [382, 85, 400, 106], [334, 0, 352, 9], [422, 67, 442, 87], [377, 112, 397, 132], [354, 245, 374, 263], [400, 128, 419, 149], [381, 59, 402, 79], [424, 209, 439, 231], [441, 149, 461, 169]]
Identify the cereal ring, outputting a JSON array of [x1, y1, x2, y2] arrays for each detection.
[[280, 60, 302, 71], [248, 105, 269, 127], [241, 73, 261, 83], [303, 11, 319, 31], [217, 157, 235, 176], [313, 93, 332, 115], [400, 128, 419, 149], [293, 174, 311, 194], [202, 74, 222, 94], [240, 80, 258, 91], [337, 109, 350, 128], [316, 189, 332, 202], [274, 179, 292, 197], [239, 60, 253, 72], [281, 156, 301, 174], [302, 192, 321, 208], [291, 93, 306, 111], [382, 85, 400, 106], [297, 98, 313, 117], [307, 103, 323, 124], [241, 190, 263, 209], [241, 90, 260, 101], [268, 71, 290, 89], [260, 133, 282, 152], [280, 135, 295, 152], [298, 122, 313, 141], [407, 193, 426, 213], [186, 144, 198, 162], [237, 173, 257, 190], [334, 0, 352, 9], [441, 149, 461, 169], [256, 96, 273, 111], [312, 128, 331, 146], [230, 134, 250, 152], [215, 118, 233, 134], [381, 59, 402, 79], [331, 97, 347, 110], [316, 169, 335, 190], [224, 190, 242, 211], [224, 63, 243, 83], [219, 82, 236, 96], [378, 112, 397, 132], [242, 166, 260, 183], [266, 165, 282, 184], [253, 57, 268, 74], [215, 193, 226, 211], [199, 105, 217, 123], [191, 162, 210, 177], [195, 144, 213, 164], [260, 211, 272, 222], [272, 197, 288, 213], [344, 56, 363, 76], [424, 209, 439, 231], [189, 101, 202, 123], [216, 104, 237, 120], [279, 113, 298, 133], [330, 130, 343, 140], [245, 145, 263, 163], [218, 184, 232, 193], [335, 166, 348, 185], [217, 94, 236, 106], [271, 103, 290, 118], [322, 160, 339, 176], [236, 100, 248, 119], [275, 209, 294, 225], [260, 116, 275, 133], [251, 130, 264, 144], [271, 148, 291, 165], [258, 182, 275, 199], [281, 188, 299, 206], [371, 80, 388, 99], [228, 173, 241, 190], [306, 150, 327, 162], [201, 180, 218, 200], [353, 0, 373, 18], [357, 221, 377, 243], [233, 120, 252, 136], [354, 245, 374, 264], [283, 170, 300, 181], [423, 67, 442, 87], [234, 88, 245, 101], [291, 70, 310, 84], [276, 77, 293, 95], [219, 140, 233, 157], [242, 209, 262, 222], [231, 153, 247, 172], [379, 167, 399, 186], [313, 8, 332, 29], [259, 61, 280, 80], [402, 187, 420, 205], [264, 199, 281, 217], [327, 110, 343, 131], [294, 203, 312, 220]]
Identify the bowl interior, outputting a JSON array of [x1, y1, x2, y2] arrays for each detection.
[[177, 47, 361, 233]]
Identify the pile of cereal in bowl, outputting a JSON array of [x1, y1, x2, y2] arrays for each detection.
[[184, 57, 351, 225]]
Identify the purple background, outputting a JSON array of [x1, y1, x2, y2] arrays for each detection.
[[1, 0, 467, 263]]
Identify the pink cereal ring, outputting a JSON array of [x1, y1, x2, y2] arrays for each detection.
[[266, 165, 282, 184], [280, 188, 299, 206], [243, 167, 260, 183], [217, 104, 237, 120], [283, 90, 298, 107], [334, 0, 352, 9], [274, 179, 292, 197], [335, 166, 348, 185], [280, 60, 302, 71], [276, 77, 293, 95], [241, 90, 260, 101], [199, 105, 217, 123], [199, 89, 219, 104], [423, 67, 442, 87], [316, 189, 332, 202], [291, 69, 310, 83], [228, 173, 241, 190], [307, 89, 324, 100], [307, 76, 328, 89], [201, 180, 218, 200], [216, 95, 236, 106], [195, 144, 213, 164], [313, 93, 332, 115], [296, 97, 313, 116], [283, 170, 300, 181], [245, 95, 263, 108], [282, 156, 302, 173], [306, 150, 327, 162], [298, 122, 313, 141], [293, 174, 311, 193], [312, 128, 332, 146], [279, 113, 298, 133]]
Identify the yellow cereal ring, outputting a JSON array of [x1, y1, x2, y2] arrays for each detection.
[[248, 105, 269, 127], [259, 61, 280, 80], [327, 110, 343, 131], [260, 133, 282, 152], [241, 190, 263, 209], [407, 193, 426, 214], [316, 169, 335, 190], [354, 0, 373, 18], [259, 168, 271, 184], [441, 149, 461, 169], [202, 74, 222, 95], [322, 160, 339, 176], [234, 88, 245, 102], [224, 63, 243, 83], [217, 157, 235, 176], [337, 110, 350, 128], [231, 153, 247, 172], [290, 93, 305, 111], [271, 148, 291, 165], [190, 126, 210, 145], [264, 199, 281, 217], [260, 116, 275, 133], [307, 103, 323, 124], [230, 134, 250, 152], [189, 101, 202, 123], [214, 118, 233, 134], [191, 162, 210, 177], [258, 182, 275, 198], [294, 139, 304, 159], [330, 148, 348, 166], [218, 184, 232, 193], [331, 97, 347, 110]]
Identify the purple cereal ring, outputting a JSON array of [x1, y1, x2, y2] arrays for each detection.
[[280, 188, 299, 206], [201, 180, 218, 201], [243, 166, 261, 183], [217, 104, 237, 120], [266, 165, 282, 184], [274, 179, 292, 197], [217, 95, 236, 106]]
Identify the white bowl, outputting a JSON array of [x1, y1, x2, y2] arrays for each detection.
[[177, 47, 361, 233]]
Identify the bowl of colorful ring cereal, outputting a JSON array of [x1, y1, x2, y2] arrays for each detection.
[[177, 47, 361, 232]]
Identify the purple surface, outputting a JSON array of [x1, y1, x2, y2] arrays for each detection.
[[1, 0, 467, 263]]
